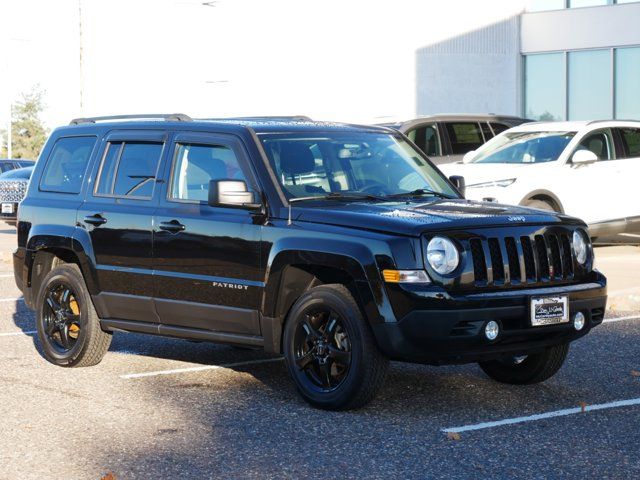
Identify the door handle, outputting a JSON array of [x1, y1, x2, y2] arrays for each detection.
[[159, 220, 186, 233], [83, 214, 107, 226]]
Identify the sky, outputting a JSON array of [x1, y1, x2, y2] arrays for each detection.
[[1, 0, 527, 131]]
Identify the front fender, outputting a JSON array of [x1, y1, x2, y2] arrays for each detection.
[[262, 237, 397, 326]]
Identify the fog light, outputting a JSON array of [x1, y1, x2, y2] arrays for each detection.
[[485, 321, 499, 340], [573, 311, 586, 331]]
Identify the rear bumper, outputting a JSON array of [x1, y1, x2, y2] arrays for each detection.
[[373, 273, 607, 365]]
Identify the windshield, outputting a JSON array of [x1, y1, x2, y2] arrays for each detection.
[[259, 132, 458, 200], [469, 131, 576, 164]]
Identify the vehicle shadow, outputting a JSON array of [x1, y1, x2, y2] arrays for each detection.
[[92, 324, 640, 478]]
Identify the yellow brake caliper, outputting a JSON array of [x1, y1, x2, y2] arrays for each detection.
[[69, 297, 80, 339]]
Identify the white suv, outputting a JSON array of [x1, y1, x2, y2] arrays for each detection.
[[440, 121, 640, 241]]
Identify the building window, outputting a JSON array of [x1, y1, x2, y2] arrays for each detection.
[[615, 47, 640, 119], [569, 0, 612, 7], [525, 53, 566, 121], [568, 50, 612, 120], [527, 0, 635, 11]]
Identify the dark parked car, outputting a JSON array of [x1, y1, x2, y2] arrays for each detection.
[[0, 166, 33, 226], [0, 158, 34, 173], [379, 114, 531, 164], [14, 114, 606, 410]]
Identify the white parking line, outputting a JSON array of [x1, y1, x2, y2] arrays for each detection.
[[0, 297, 24, 303], [0, 330, 36, 337], [120, 357, 284, 379], [443, 397, 640, 434], [603, 315, 640, 324]]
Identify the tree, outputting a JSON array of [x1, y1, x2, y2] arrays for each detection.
[[1, 87, 49, 159]]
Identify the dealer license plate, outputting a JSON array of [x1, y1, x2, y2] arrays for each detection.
[[1, 203, 13, 214], [530, 296, 569, 327]]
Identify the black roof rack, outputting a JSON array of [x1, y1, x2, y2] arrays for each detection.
[[69, 113, 192, 125], [201, 115, 312, 122]]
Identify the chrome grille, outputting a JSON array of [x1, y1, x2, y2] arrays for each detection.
[[467, 231, 576, 287], [0, 180, 28, 203]]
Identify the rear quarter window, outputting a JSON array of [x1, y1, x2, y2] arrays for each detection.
[[39, 136, 97, 194], [619, 128, 640, 158]]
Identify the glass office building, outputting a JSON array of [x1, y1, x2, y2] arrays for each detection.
[[523, 1, 640, 120], [416, 1, 640, 122]]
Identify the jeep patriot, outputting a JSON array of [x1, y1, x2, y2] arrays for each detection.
[[13, 114, 607, 410]]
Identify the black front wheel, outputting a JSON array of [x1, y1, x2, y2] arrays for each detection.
[[283, 284, 388, 410], [479, 343, 569, 385]]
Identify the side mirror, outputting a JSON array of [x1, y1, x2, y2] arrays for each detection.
[[572, 149, 598, 164], [208, 180, 261, 209], [449, 175, 465, 198], [462, 150, 477, 164]]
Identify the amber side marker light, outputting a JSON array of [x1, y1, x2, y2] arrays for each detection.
[[382, 269, 431, 284]]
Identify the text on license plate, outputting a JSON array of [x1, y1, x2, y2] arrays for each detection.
[[531, 295, 569, 326], [1, 203, 13, 214]]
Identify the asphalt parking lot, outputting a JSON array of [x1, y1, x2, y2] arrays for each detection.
[[0, 228, 638, 479]]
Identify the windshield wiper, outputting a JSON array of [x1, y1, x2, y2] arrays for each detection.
[[383, 188, 455, 200], [286, 192, 386, 224]]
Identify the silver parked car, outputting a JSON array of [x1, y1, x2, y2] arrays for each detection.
[[0, 166, 33, 226], [379, 114, 531, 165]]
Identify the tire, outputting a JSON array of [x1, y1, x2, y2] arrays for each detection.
[[523, 199, 557, 212], [283, 284, 389, 410], [479, 343, 569, 385], [35, 263, 112, 367]]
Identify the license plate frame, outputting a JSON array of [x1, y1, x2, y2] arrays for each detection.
[[1, 203, 14, 214], [530, 295, 569, 327]]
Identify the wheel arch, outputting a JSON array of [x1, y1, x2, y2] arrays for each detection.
[[24, 226, 99, 308], [261, 239, 396, 353], [519, 189, 565, 213]]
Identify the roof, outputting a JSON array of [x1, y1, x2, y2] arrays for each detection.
[[508, 119, 640, 133], [381, 113, 531, 131], [63, 114, 392, 135]]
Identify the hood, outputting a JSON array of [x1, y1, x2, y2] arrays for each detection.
[[439, 162, 552, 185], [291, 199, 579, 237]]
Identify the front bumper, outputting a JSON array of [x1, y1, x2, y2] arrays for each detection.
[[372, 272, 607, 365]]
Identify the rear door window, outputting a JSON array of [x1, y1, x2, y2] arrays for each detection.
[[618, 128, 640, 158], [39, 136, 97, 194], [445, 122, 484, 154], [490, 123, 511, 135], [406, 123, 441, 157], [95, 142, 164, 198]]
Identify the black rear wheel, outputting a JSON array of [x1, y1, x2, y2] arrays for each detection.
[[36, 264, 111, 367], [283, 284, 388, 410], [479, 343, 569, 384]]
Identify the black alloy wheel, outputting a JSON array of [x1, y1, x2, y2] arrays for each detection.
[[36, 264, 112, 367], [293, 308, 352, 392], [283, 284, 388, 410], [41, 282, 82, 353]]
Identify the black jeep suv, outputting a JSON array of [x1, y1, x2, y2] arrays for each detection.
[[13, 114, 607, 410]]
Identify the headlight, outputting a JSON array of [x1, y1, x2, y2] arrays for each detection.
[[426, 236, 459, 275], [572, 230, 589, 265], [467, 178, 516, 189]]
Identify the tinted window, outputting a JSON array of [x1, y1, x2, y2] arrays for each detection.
[[170, 143, 250, 202], [619, 128, 640, 158], [576, 131, 614, 161], [0, 163, 15, 173], [40, 136, 96, 194], [525, 53, 565, 121], [445, 122, 484, 154], [406, 124, 441, 157], [96, 142, 163, 198], [615, 48, 640, 120], [490, 123, 510, 135]]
